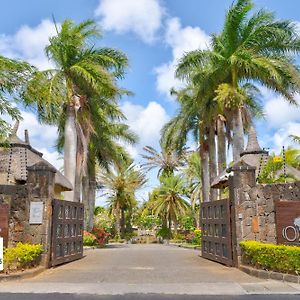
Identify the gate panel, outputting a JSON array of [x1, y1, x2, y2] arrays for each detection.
[[201, 199, 233, 266], [51, 199, 84, 267], [0, 204, 9, 247]]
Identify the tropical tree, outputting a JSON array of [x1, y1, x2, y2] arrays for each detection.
[[23, 19, 128, 201], [176, 0, 300, 161], [152, 175, 190, 233], [99, 160, 147, 238], [142, 144, 186, 178], [0, 56, 33, 140]]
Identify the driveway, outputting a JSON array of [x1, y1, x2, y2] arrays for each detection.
[[0, 244, 299, 296]]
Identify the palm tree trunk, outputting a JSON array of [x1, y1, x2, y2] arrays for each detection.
[[74, 141, 83, 202], [174, 219, 178, 234], [232, 108, 244, 161], [217, 117, 226, 174], [121, 208, 125, 238], [64, 105, 77, 202], [200, 126, 210, 202], [115, 202, 121, 238], [87, 163, 96, 232], [208, 125, 217, 201], [82, 174, 89, 230]]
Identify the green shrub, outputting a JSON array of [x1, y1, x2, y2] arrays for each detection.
[[156, 227, 172, 239], [240, 241, 300, 274], [173, 233, 184, 241], [83, 231, 97, 246], [3, 243, 43, 272], [192, 229, 202, 245]]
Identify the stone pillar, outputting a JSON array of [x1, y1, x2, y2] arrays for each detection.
[[228, 161, 256, 266], [27, 161, 56, 268]]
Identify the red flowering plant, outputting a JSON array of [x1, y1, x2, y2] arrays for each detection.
[[92, 227, 110, 246]]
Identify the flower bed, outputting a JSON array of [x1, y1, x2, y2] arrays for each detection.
[[240, 240, 300, 275]]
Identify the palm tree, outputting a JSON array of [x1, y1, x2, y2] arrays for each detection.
[[177, 0, 300, 161], [182, 152, 201, 226], [142, 144, 186, 178], [23, 19, 128, 201], [152, 175, 190, 234], [99, 160, 147, 238], [0, 56, 33, 140]]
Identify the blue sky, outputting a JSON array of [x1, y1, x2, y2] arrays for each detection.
[[1, 0, 300, 205]]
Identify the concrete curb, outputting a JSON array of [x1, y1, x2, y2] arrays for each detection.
[[0, 266, 45, 282], [169, 243, 201, 251], [239, 264, 300, 284]]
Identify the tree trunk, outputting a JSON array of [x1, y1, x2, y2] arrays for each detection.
[[64, 105, 77, 202], [174, 219, 178, 234], [217, 117, 226, 174], [74, 142, 83, 202], [200, 128, 210, 202], [115, 202, 120, 238], [82, 175, 89, 230], [232, 108, 244, 161], [208, 125, 218, 201], [121, 208, 125, 238], [87, 163, 96, 232]]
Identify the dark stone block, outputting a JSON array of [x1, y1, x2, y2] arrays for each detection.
[[270, 271, 283, 281], [283, 274, 299, 283]]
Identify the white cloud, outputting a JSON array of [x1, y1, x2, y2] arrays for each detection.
[[264, 94, 300, 128], [155, 17, 210, 98], [95, 0, 164, 43], [0, 19, 57, 70], [121, 101, 170, 158], [6, 110, 61, 169], [272, 122, 300, 153]]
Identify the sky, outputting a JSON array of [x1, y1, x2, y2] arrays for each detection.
[[1, 0, 300, 205]]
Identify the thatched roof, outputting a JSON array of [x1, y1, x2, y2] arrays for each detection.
[[211, 126, 269, 188], [0, 126, 72, 191]]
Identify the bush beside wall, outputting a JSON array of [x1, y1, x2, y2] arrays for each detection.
[[240, 241, 300, 274], [3, 243, 43, 273]]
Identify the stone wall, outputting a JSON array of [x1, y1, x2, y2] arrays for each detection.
[[0, 161, 56, 267], [229, 162, 300, 265]]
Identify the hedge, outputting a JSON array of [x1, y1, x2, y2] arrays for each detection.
[[240, 240, 300, 274], [3, 243, 43, 273]]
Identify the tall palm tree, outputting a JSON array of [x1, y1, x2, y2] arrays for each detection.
[[0, 56, 33, 140], [99, 160, 147, 237], [177, 0, 300, 161], [152, 175, 190, 233], [142, 144, 186, 178], [23, 19, 128, 201]]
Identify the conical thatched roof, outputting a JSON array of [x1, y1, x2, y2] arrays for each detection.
[[0, 125, 72, 191], [211, 126, 269, 188]]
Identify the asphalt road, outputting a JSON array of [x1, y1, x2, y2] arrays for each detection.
[[0, 244, 299, 296], [1, 294, 300, 300]]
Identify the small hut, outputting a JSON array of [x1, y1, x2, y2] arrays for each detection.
[[0, 123, 72, 197]]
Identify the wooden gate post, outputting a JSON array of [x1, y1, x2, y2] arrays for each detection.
[[27, 162, 56, 268], [228, 161, 256, 266]]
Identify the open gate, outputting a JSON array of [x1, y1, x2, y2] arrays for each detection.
[[51, 199, 84, 267], [201, 198, 234, 266]]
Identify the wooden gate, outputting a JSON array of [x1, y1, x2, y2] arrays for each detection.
[[0, 204, 9, 247], [51, 199, 84, 266], [201, 198, 234, 266]]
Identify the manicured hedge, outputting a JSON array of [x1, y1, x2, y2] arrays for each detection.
[[240, 241, 300, 274], [3, 243, 43, 272]]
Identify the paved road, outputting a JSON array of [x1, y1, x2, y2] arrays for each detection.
[[0, 244, 299, 297]]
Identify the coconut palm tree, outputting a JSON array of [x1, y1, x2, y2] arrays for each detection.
[[99, 160, 147, 238], [23, 19, 128, 201], [0, 56, 33, 140], [142, 144, 186, 178], [152, 175, 190, 233], [177, 0, 300, 161]]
